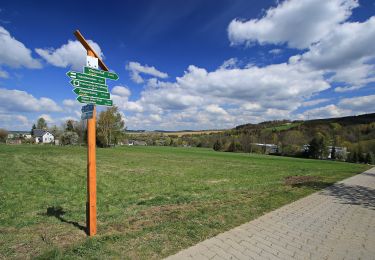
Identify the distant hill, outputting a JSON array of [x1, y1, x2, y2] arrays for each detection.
[[235, 113, 375, 131]]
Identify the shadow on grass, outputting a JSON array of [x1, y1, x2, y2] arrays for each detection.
[[43, 206, 87, 233], [322, 183, 375, 210]]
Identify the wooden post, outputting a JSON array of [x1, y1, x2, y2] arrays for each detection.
[[74, 30, 109, 236], [86, 49, 97, 236]]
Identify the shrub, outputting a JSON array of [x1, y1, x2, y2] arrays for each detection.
[[61, 131, 79, 145]]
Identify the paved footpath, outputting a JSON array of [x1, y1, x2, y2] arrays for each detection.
[[166, 167, 375, 260]]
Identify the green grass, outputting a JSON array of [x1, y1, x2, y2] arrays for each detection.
[[0, 145, 370, 259]]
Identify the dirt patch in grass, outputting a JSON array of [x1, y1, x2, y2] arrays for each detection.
[[3, 223, 86, 259], [106, 194, 257, 236], [284, 175, 320, 185], [107, 203, 199, 234], [205, 179, 229, 184], [283, 175, 335, 190], [127, 168, 147, 174]]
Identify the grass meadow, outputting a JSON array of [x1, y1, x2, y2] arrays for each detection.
[[0, 145, 370, 259]]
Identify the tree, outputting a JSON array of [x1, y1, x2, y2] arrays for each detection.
[[352, 151, 359, 163], [331, 146, 336, 160], [0, 128, 8, 143], [240, 132, 252, 153], [281, 130, 306, 156], [97, 106, 125, 147], [72, 120, 86, 144], [66, 120, 74, 131], [226, 139, 241, 152], [357, 145, 365, 163], [365, 153, 372, 164], [31, 124, 36, 135], [50, 125, 62, 140], [213, 139, 222, 151], [367, 152, 375, 164], [308, 134, 327, 159], [36, 117, 47, 129]]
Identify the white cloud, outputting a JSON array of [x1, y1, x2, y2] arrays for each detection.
[[302, 104, 351, 119], [301, 94, 375, 119], [334, 86, 362, 93], [121, 61, 330, 129], [269, 48, 282, 55], [112, 86, 131, 97], [38, 114, 54, 124], [228, 0, 358, 49], [338, 94, 375, 113], [126, 61, 168, 84], [302, 98, 331, 107], [206, 104, 228, 115], [62, 99, 76, 107], [301, 17, 375, 71], [0, 88, 61, 113], [125, 101, 144, 113], [0, 69, 8, 78], [35, 40, 103, 70], [0, 26, 42, 69], [62, 99, 82, 116], [228, 0, 375, 91], [299, 17, 375, 90], [149, 114, 162, 122], [219, 58, 238, 70], [175, 63, 328, 108], [0, 114, 30, 130], [111, 86, 144, 113]]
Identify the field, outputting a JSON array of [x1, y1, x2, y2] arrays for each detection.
[[127, 130, 224, 137], [0, 145, 370, 259]]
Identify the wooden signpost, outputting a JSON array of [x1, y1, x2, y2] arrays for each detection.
[[70, 30, 118, 236]]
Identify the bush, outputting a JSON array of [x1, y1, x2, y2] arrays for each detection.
[[226, 141, 242, 152], [281, 145, 300, 156], [60, 131, 79, 145]]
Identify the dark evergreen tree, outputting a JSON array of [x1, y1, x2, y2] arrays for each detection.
[[365, 153, 372, 164], [31, 124, 36, 135], [331, 146, 336, 160], [352, 151, 359, 163], [308, 137, 320, 159], [213, 139, 222, 151]]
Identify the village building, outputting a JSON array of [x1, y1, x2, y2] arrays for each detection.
[[33, 129, 55, 144], [253, 143, 279, 154]]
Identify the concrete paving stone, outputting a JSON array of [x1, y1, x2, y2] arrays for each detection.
[[165, 168, 375, 260]]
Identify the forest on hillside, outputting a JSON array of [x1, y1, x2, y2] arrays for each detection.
[[127, 113, 375, 164]]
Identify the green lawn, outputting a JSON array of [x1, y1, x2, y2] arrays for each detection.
[[0, 145, 370, 259]]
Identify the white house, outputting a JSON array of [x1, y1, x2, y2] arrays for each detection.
[[33, 129, 54, 144], [23, 134, 32, 139]]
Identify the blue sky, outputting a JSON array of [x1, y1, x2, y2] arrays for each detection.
[[0, 0, 374, 130]]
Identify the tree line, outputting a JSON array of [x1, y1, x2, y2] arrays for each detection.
[[28, 106, 126, 147], [127, 118, 375, 164]]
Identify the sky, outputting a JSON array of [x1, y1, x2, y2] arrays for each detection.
[[0, 0, 374, 131]]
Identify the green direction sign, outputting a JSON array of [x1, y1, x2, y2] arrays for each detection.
[[74, 88, 110, 99], [84, 67, 119, 80], [77, 95, 113, 106], [70, 80, 108, 93], [67, 71, 106, 84]]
